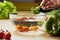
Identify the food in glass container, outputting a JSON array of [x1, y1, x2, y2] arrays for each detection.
[[15, 25, 39, 32], [13, 17, 44, 32]]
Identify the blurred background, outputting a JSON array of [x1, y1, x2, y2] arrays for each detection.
[[8, 0, 42, 11]]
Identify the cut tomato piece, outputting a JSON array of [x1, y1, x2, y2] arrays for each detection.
[[15, 25, 23, 30], [18, 29, 25, 32], [29, 26, 38, 31], [23, 27, 29, 32], [29, 17, 35, 20]]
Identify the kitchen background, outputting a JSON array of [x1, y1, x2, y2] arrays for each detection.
[[8, 0, 41, 11], [0, 0, 60, 40], [6, 0, 42, 18]]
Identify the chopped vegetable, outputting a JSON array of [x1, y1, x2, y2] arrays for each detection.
[[31, 6, 40, 14], [16, 25, 29, 32], [37, 21, 43, 26], [29, 26, 38, 31], [15, 25, 38, 32]]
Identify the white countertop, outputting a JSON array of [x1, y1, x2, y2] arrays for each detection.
[[0, 20, 60, 40], [0, 11, 60, 40]]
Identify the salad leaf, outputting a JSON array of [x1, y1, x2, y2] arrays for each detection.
[[37, 21, 43, 26], [31, 6, 40, 14], [3, 1, 16, 13], [0, 1, 16, 19]]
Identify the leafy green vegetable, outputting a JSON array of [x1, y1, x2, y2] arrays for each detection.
[[46, 9, 60, 21], [45, 9, 60, 36], [3, 1, 16, 13], [31, 5, 60, 36], [31, 6, 40, 14], [37, 21, 43, 26], [0, 1, 16, 19]]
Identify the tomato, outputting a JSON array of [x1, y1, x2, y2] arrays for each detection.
[[29, 17, 34, 20], [16, 17, 28, 21], [29, 26, 38, 31], [16, 25, 29, 32], [0, 29, 11, 39], [20, 17, 28, 21], [23, 26, 29, 32], [16, 25, 23, 30], [33, 26, 38, 31], [21, 17, 28, 20], [18, 29, 25, 32], [0, 29, 5, 39], [4, 30, 11, 39], [29, 27, 32, 31]]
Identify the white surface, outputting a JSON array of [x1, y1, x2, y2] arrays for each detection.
[[0, 12, 58, 40], [10, 12, 46, 21], [0, 20, 60, 40], [0, 12, 59, 40], [0, 20, 45, 40], [35, 12, 46, 21]]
